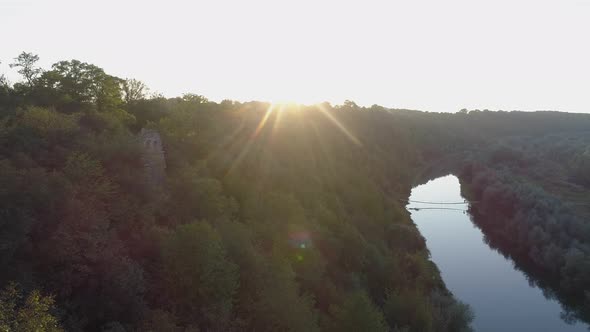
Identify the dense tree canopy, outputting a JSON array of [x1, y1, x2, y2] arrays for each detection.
[[1, 52, 590, 331]]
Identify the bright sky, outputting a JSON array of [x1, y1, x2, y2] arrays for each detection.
[[1, 0, 589, 112]]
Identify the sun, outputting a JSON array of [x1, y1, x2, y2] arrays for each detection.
[[266, 95, 323, 107], [269, 100, 298, 109]]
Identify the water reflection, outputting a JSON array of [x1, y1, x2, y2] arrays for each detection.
[[408, 175, 588, 332]]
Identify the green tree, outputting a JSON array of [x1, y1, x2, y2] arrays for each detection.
[[122, 78, 148, 104], [383, 290, 433, 332], [0, 61, 7, 88], [38, 60, 123, 112], [327, 291, 388, 332], [0, 283, 63, 332], [182, 93, 208, 104], [10, 52, 42, 87], [167, 166, 236, 222], [18, 106, 78, 137], [161, 221, 238, 329], [245, 253, 320, 332]]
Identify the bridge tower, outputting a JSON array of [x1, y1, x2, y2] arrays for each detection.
[[139, 128, 166, 189]]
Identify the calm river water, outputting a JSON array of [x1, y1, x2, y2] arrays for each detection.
[[407, 175, 588, 332]]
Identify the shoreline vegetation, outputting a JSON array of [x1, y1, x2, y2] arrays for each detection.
[[1, 52, 589, 331]]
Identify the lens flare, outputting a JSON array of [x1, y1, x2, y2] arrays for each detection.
[[289, 230, 312, 249], [317, 103, 363, 147]]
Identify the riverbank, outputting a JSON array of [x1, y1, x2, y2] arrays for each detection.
[[458, 168, 590, 326], [408, 175, 588, 331]]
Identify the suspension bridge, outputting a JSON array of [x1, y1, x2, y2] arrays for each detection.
[[399, 198, 478, 213]]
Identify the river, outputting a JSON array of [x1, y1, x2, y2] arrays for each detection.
[[407, 175, 588, 332]]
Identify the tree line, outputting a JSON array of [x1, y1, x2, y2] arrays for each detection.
[[0, 52, 474, 331], [2, 51, 590, 331]]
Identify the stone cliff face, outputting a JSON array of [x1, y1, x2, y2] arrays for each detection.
[[139, 128, 166, 188]]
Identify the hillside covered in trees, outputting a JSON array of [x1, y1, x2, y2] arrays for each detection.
[[1, 52, 590, 331], [456, 132, 590, 324]]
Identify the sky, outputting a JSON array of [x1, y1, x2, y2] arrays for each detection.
[[1, 0, 589, 113]]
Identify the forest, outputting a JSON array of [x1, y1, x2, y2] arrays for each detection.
[[457, 132, 590, 323], [1, 52, 590, 331]]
